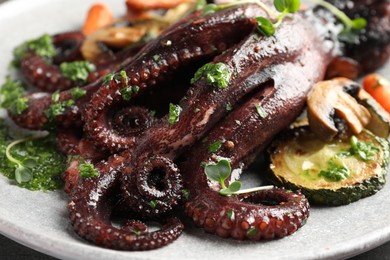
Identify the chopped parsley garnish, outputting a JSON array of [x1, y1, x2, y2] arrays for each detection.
[[227, 209, 235, 220], [13, 97, 29, 115], [120, 70, 128, 85], [13, 34, 56, 67], [45, 92, 74, 121], [191, 62, 231, 89], [60, 61, 96, 84], [226, 103, 233, 111], [132, 230, 142, 235], [0, 120, 65, 190], [103, 73, 115, 85], [247, 227, 258, 236], [0, 76, 28, 114], [208, 140, 223, 153], [153, 54, 160, 61], [78, 161, 99, 178], [70, 87, 87, 100], [44, 90, 76, 121], [319, 159, 350, 182], [168, 103, 182, 125], [349, 136, 379, 161], [255, 104, 268, 118], [120, 85, 139, 101], [183, 189, 190, 200], [148, 200, 158, 208]]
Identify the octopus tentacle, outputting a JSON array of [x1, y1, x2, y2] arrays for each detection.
[[133, 12, 316, 160], [121, 154, 183, 218], [68, 152, 184, 250], [83, 4, 264, 151], [57, 127, 107, 194], [9, 35, 147, 130], [21, 53, 74, 92], [9, 74, 104, 130], [52, 31, 85, 64], [181, 11, 332, 239], [20, 32, 85, 92]]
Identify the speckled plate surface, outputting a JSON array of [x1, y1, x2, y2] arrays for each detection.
[[0, 0, 390, 259]]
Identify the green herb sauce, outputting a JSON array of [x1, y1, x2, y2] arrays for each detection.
[[0, 119, 65, 191]]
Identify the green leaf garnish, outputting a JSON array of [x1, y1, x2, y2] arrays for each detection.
[[132, 230, 142, 235], [153, 54, 160, 61], [45, 98, 75, 121], [120, 85, 139, 101], [102, 73, 115, 85], [204, 159, 232, 184], [70, 87, 87, 100], [274, 0, 300, 13], [351, 18, 367, 30], [310, 0, 367, 43], [78, 161, 99, 178], [319, 159, 350, 182], [256, 0, 300, 37], [148, 200, 158, 208], [14, 166, 33, 184], [204, 159, 244, 196], [208, 140, 223, 153], [256, 17, 276, 37], [195, 0, 207, 10], [168, 103, 182, 125], [226, 103, 233, 111], [227, 209, 235, 220], [349, 135, 379, 161], [60, 61, 96, 84], [247, 227, 258, 236], [13, 97, 29, 115], [219, 181, 242, 196], [255, 104, 268, 118], [183, 189, 190, 200], [191, 62, 231, 89], [12, 34, 56, 67]]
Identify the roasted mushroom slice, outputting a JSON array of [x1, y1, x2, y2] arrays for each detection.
[[356, 89, 390, 138], [307, 78, 371, 141]]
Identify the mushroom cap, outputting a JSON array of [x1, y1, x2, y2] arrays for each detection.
[[307, 77, 371, 141]]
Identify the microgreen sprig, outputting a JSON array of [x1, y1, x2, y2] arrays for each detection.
[[310, 0, 366, 31], [196, 0, 278, 18], [5, 135, 45, 184], [204, 159, 274, 196], [309, 0, 367, 43], [257, 0, 301, 36], [204, 159, 242, 195]]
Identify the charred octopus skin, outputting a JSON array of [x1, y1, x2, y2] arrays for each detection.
[[7, 0, 390, 252], [68, 0, 388, 250], [66, 2, 328, 248]]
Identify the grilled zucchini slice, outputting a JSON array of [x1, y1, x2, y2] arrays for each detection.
[[268, 127, 390, 206]]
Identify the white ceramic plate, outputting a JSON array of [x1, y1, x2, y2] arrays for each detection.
[[1, 0, 390, 259]]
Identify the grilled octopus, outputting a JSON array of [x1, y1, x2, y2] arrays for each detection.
[[7, 0, 390, 251]]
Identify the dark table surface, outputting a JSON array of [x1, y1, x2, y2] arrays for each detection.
[[0, 0, 390, 259]]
